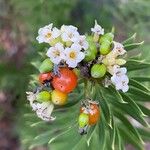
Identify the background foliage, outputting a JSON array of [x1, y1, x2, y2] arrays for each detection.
[[0, 0, 150, 149]]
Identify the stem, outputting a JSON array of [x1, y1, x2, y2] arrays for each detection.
[[84, 79, 92, 99], [84, 79, 96, 100], [84, 79, 88, 98]]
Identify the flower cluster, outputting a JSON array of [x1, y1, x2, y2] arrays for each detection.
[[27, 21, 130, 122], [101, 41, 129, 92], [37, 24, 88, 68]]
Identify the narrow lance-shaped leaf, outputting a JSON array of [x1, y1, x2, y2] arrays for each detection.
[[119, 126, 144, 150], [128, 86, 150, 102], [98, 113, 106, 150], [115, 127, 124, 150], [48, 124, 85, 150], [86, 125, 97, 146], [109, 98, 149, 127], [137, 103, 150, 116], [114, 110, 144, 145], [129, 79, 150, 92], [131, 76, 150, 82], [124, 41, 144, 51], [98, 85, 112, 128], [122, 33, 136, 45], [109, 118, 116, 150], [125, 59, 150, 71], [109, 86, 127, 103], [29, 130, 55, 149], [120, 93, 147, 117], [137, 128, 150, 141], [87, 124, 100, 150]]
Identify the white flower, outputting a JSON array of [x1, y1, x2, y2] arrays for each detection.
[[52, 27, 61, 39], [74, 35, 89, 50], [46, 43, 65, 64], [61, 25, 79, 42], [91, 20, 104, 35], [64, 43, 85, 68], [111, 65, 127, 83], [114, 75, 129, 92], [111, 66, 129, 92], [113, 41, 126, 56], [26, 91, 55, 121], [36, 23, 61, 43], [113, 65, 127, 76], [35, 102, 55, 121]]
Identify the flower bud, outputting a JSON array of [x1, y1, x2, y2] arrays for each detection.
[[93, 33, 99, 43], [49, 37, 62, 46], [66, 41, 72, 47], [99, 40, 111, 55], [116, 59, 126, 65]]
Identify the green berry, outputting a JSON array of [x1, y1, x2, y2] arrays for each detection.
[[99, 36, 108, 44], [84, 49, 96, 62], [103, 33, 114, 42], [99, 32, 114, 43], [36, 91, 51, 102], [84, 37, 97, 62], [91, 64, 107, 78], [39, 58, 53, 73], [78, 113, 89, 128], [100, 40, 111, 55]]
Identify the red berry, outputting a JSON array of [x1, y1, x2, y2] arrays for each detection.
[[80, 103, 100, 125], [39, 72, 52, 84], [52, 68, 77, 93]]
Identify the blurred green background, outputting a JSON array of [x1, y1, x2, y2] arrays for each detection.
[[0, 0, 149, 149]]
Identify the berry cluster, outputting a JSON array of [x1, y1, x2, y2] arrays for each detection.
[[27, 21, 129, 130], [27, 68, 77, 121], [79, 100, 100, 135]]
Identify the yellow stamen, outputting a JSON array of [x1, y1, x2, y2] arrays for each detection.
[[69, 51, 76, 59], [53, 50, 60, 57], [45, 32, 51, 38]]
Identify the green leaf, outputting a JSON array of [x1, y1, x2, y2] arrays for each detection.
[[110, 99, 149, 127], [29, 131, 54, 149], [109, 118, 116, 150], [115, 127, 124, 150], [125, 59, 150, 71], [114, 111, 144, 145], [124, 41, 144, 51], [137, 103, 150, 116], [109, 86, 127, 103], [137, 128, 150, 141], [131, 76, 150, 82], [98, 86, 112, 128], [122, 33, 136, 45], [128, 87, 150, 102], [73, 137, 88, 150], [98, 114, 106, 150], [120, 94, 147, 117], [88, 124, 100, 150], [86, 125, 97, 145], [119, 126, 144, 150], [48, 125, 87, 150], [30, 61, 41, 70], [129, 79, 150, 92]]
